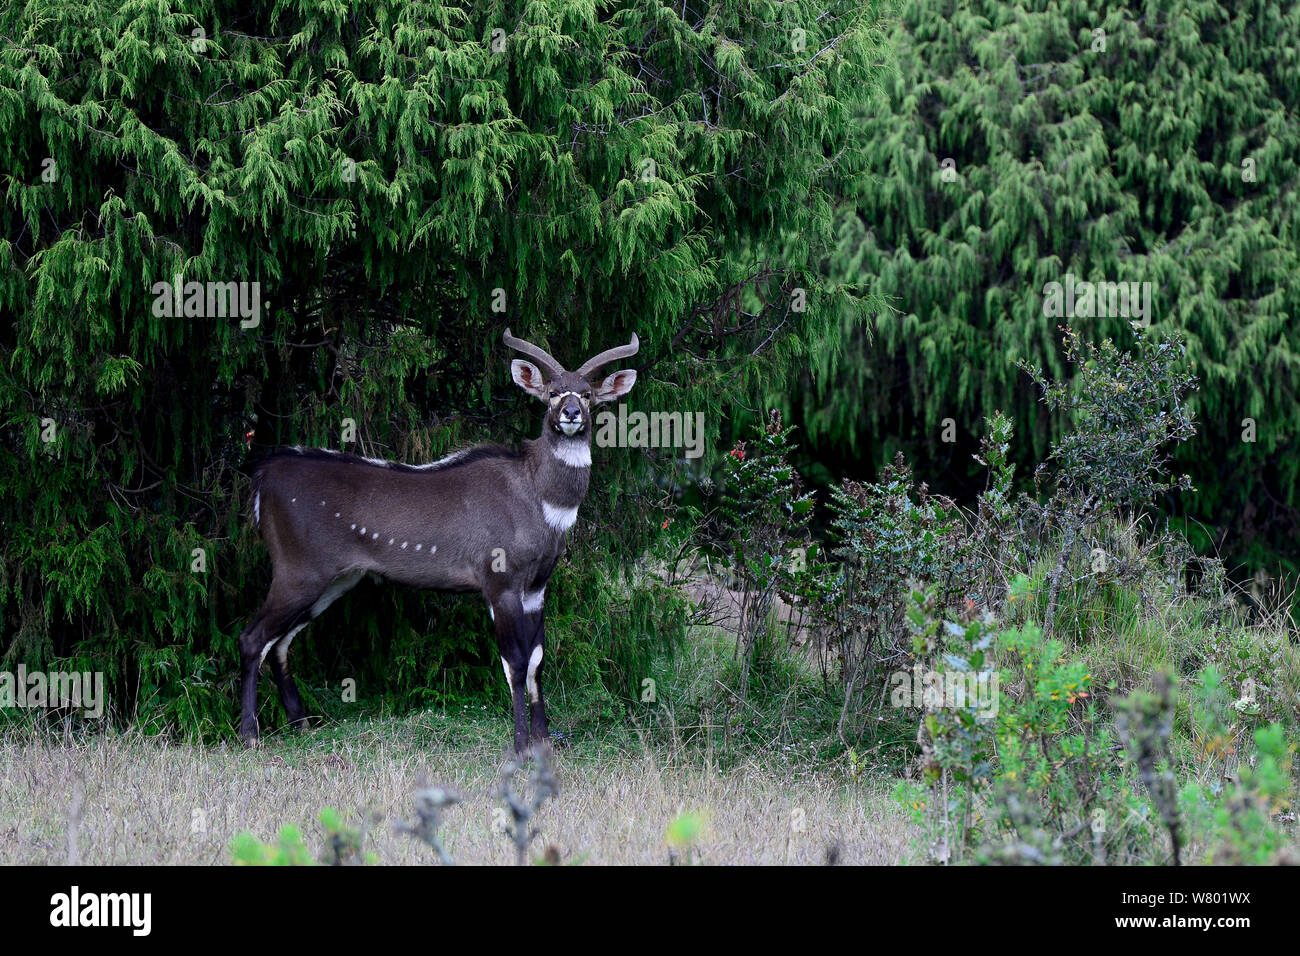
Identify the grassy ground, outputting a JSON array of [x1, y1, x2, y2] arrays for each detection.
[[4, 566, 1291, 866], [0, 709, 913, 865]]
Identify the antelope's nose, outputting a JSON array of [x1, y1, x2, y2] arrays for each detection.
[[560, 398, 583, 423]]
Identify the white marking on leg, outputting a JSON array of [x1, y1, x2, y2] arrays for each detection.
[[254, 491, 260, 526], [501, 656, 512, 693], [311, 569, 365, 617], [542, 501, 579, 531], [526, 644, 543, 703], [522, 588, 546, 614], [553, 440, 592, 468], [275, 623, 308, 666]]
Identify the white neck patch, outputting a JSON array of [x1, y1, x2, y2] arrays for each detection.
[[553, 440, 591, 468], [542, 501, 579, 531], [521, 588, 546, 614]]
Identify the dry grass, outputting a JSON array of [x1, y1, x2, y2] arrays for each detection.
[[0, 711, 914, 865]]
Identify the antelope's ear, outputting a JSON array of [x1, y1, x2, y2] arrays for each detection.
[[591, 368, 637, 403], [511, 359, 548, 400]]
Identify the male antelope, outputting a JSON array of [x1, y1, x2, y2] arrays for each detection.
[[238, 329, 638, 752]]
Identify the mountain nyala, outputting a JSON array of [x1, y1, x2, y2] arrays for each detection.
[[239, 329, 639, 752]]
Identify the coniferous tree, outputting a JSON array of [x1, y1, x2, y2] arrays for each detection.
[[798, 0, 1299, 576], [0, 0, 890, 733]]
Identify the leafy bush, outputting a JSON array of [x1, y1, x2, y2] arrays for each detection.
[[714, 410, 815, 698], [1181, 666, 1297, 864], [231, 807, 377, 866], [798, 458, 970, 745], [1017, 328, 1198, 638]]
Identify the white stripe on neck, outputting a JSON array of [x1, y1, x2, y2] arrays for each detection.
[[553, 440, 591, 468], [522, 588, 546, 614], [542, 501, 579, 531]]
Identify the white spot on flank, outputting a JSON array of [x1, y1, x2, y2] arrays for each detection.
[[388, 538, 394, 545], [320, 500, 325, 506], [542, 501, 579, 531], [350, 523, 356, 530], [359, 527, 366, 535], [401, 542, 408, 549], [553, 440, 592, 468], [372, 532, 379, 540], [430, 546, 437, 555], [335, 513, 340, 518], [526, 644, 544, 702], [291, 497, 296, 503], [415, 544, 422, 551], [522, 588, 546, 614]]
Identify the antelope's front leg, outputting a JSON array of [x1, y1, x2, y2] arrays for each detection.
[[525, 606, 549, 745], [490, 593, 531, 755]]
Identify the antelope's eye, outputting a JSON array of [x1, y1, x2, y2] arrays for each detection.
[[582, 391, 591, 400], [549, 390, 557, 398]]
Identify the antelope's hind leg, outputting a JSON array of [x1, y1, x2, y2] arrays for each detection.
[[240, 570, 366, 745], [238, 610, 273, 747], [268, 624, 310, 730], [237, 586, 323, 746], [239, 605, 311, 747]]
